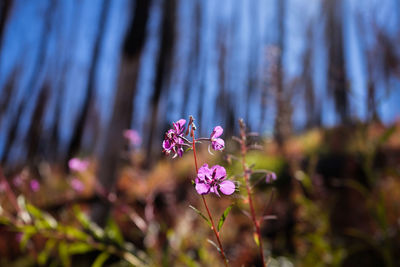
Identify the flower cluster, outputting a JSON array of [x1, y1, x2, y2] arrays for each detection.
[[195, 164, 235, 196], [162, 117, 234, 196], [162, 119, 187, 158], [162, 119, 225, 159]]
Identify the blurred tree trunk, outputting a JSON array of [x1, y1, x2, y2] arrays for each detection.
[[0, 0, 12, 51], [325, 0, 350, 124], [144, 0, 176, 168], [303, 23, 321, 129], [47, 63, 68, 162], [91, 0, 153, 227], [25, 84, 50, 162], [274, 0, 291, 147], [66, 0, 111, 164], [1, 1, 54, 165], [246, 0, 260, 127], [182, 1, 201, 118], [356, 15, 379, 123]]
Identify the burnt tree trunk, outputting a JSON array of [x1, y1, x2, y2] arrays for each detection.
[[325, 0, 350, 124], [303, 23, 320, 129], [0, 0, 12, 52], [91, 0, 153, 226], [144, 0, 176, 168], [66, 0, 111, 164], [274, 0, 290, 147]]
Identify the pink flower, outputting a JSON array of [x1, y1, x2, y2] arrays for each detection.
[[13, 175, 23, 187], [68, 158, 89, 172], [162, 119, 187, 158], [70, 178, 84, 192], [210, 126, 225, 151], [173, 119, 186, 135], [266, 172, 277, 183], [30, 179, 40, 192], [123, 129, 141, 146], [195, 164, 235, 196]]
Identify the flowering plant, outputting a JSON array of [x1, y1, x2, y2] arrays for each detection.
[[162, 117, 277, 266], [162, 116, 233, 266]]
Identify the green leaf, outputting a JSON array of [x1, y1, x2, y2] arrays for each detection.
[[67, 242, 94, 255], [217, 205, 232, 232], [26, 203, 43, 218], [74, 206, 104, 239], [206, 239, 221, 253], [105, 218, 124, 246], [19, 230, 34, 250], [58, 241, 71, 267], [62, 225, 88, 241], [253, 232, 260, 247], [92, 252, 110, 267], [38, 239, 57, 266], [74, 206, 90, 228], [189, 205, 211, 228]]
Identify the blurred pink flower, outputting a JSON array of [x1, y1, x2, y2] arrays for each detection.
[[123, 129, 141, 146], [68, 158, 89, 172], [30, 179, 40, 192], [70, 178, 84, 192], [265, 172, 277, 183], [12, 175, 23, 187]]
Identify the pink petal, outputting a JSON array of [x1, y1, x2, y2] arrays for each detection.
[[197, 164, 212, 181], [211, 165, 227, 180], [173, 119, 186, 134], [212, 186, 221, 197], [219, 180, 235, 195], [176, 119, 186, 128], [195, 183, 210, 195], [266, 172, 277, 183], [211, 126, 223, 139], [211, 138, 225, 151]]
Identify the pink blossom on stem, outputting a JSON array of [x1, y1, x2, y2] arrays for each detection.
[[162, 119, 187, 158], [210, 126, 225, 151], [195, 164, 235, 196]]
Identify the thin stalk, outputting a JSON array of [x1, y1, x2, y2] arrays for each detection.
[[191, 129, 229, 266], [239, 122, 266, 267]]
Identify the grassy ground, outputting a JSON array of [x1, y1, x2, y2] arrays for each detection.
[[1, 122, 399, 266]]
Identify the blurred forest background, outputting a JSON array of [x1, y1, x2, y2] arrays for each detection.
[[0, 0, 399, 167], [0, 0, 400, 266]]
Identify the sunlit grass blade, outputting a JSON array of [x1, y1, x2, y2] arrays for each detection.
[[92, 252, 110, 267], [207, 238, 221, 253]]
